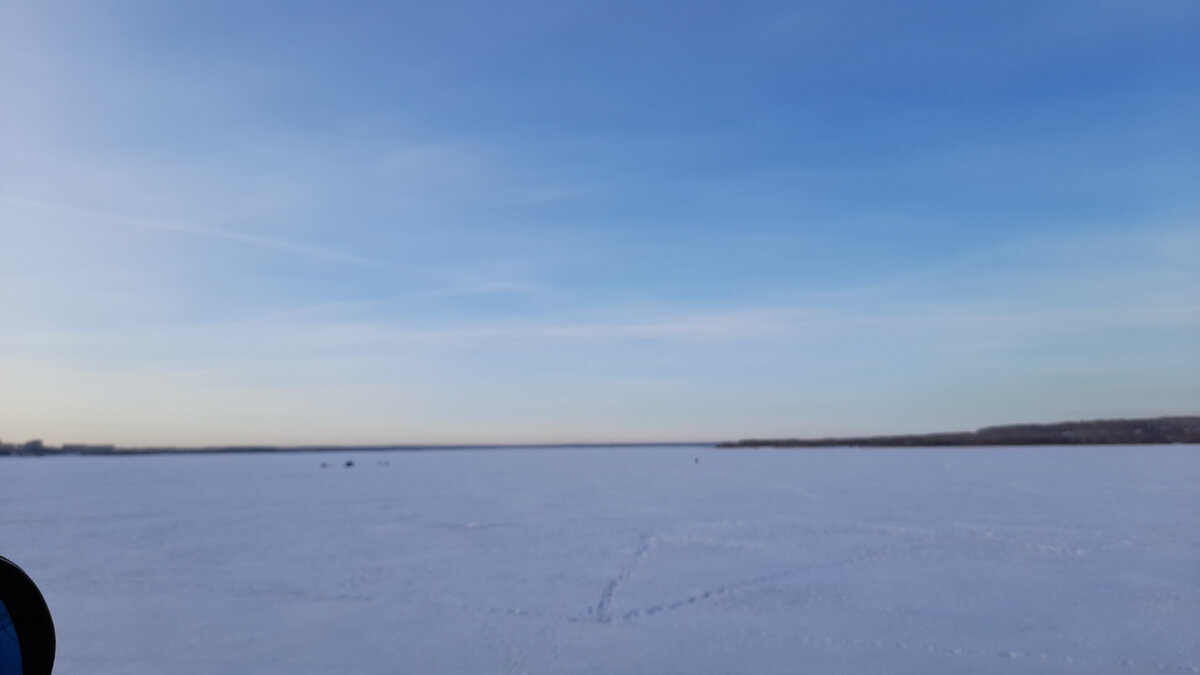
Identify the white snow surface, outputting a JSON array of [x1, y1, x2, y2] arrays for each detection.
[[2, 445, 1198, 674]]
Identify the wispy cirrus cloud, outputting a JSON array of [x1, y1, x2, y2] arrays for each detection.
[[371, 140, 603, 209]]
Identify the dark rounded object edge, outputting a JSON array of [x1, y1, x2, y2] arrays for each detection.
[[0, 556, 56, 675]]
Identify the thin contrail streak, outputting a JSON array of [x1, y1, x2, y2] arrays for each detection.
[[0, 195, 377, 266]]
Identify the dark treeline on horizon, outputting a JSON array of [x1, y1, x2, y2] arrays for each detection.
[[2, 417, 1199, 456], [719, 416, 1200, 448]]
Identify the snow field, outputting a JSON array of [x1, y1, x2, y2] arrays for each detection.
[[1, 445, 1198, 674]]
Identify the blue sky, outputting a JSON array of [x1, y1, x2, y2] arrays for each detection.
[[2, 0, 1197, 445]]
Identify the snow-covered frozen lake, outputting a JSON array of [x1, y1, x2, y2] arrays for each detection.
[[2, 445, 1198, 674]]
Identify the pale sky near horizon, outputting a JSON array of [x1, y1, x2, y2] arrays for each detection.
[[2, 1, 1198, 446]]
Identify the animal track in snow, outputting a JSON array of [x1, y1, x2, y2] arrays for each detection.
[[590, 534, 655, 623]]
